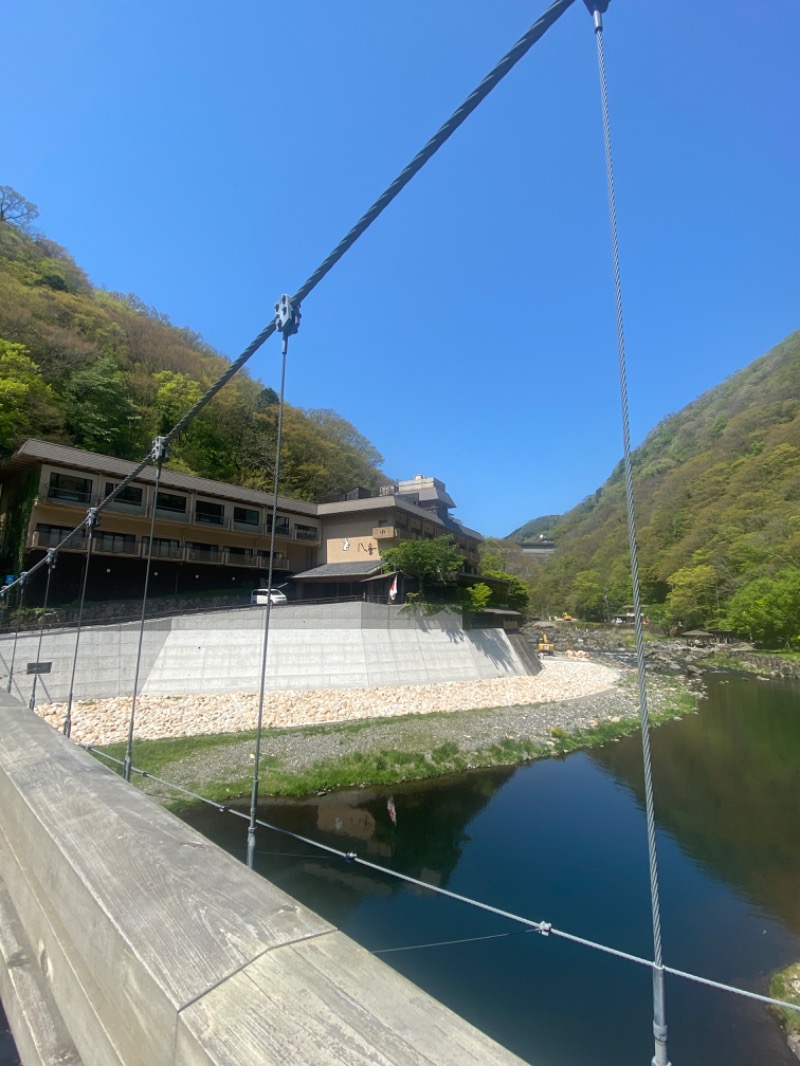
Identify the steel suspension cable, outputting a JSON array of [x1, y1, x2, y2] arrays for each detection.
[[28, 551, 56, 710], [63, 511, 98, 737], [5, 573, 27, 694], [81, 747, 800, 1018], [124, 442, 168, 782], [156, 0, 580, 446], [247, 331, 291, 869], [0, 0, 579, 624], [587, 5, 670, 1064]]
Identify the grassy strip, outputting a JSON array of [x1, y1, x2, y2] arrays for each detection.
[[90, 680, 696, 809], [769, 962, 800, 1038]]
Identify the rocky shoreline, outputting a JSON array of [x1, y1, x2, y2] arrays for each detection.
[[37, 655, 621, 746], [36, 654, 699, 803]]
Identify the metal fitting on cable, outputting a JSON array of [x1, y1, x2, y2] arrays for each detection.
[[86, 507, 100, 531], [274, 294, 302, 338], [345, 851, 357, 863], [538, 922, 552, 937], [583, 0, 609, 30], [150, 436, 170, 464], [46, 550, 57, 570]]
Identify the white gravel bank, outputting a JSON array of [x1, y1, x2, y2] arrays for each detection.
[[37, 656, 620, 746]]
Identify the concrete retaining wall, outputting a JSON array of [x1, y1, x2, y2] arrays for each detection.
[[0, 691, 526, 1065], [0, 603, 533, 705]]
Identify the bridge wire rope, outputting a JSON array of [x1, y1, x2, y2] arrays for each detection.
[[63, 510, 98, 737], [5, 572, 26, 694], [587, 5, 670, 1064], [247, 330, 291, 868], [124, 443, 168, 782], [0, 0, 579, 711], [0, 0, 578, 611], [82, 745, 800, 1018], [1, 0, 767, 1044], [28, 550, 56, 710]]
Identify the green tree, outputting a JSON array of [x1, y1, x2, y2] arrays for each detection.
[[0, 186, 39, 230], [723, 570, 800, 645], [381, 536, 463, 598], [0, 339, 60, 450], [665, 563, 719, 630], [570, 570, 607, 622], [63, 356, 140, 457], [480, 569, 530, 611], [462, 582, 493, 613]]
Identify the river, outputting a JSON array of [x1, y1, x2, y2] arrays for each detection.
[[182, 671, 800, 1065]]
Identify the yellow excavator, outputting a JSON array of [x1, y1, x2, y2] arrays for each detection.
[[536, 631, 555, 656]]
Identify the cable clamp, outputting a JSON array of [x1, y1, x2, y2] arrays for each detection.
[[274, 295, 302, 337], [150, 436, 170, 464], [46, 550, 57, 570], [86, 507, 100, 531], [538, 922, 552, 937], [345, 851, 357, 863]]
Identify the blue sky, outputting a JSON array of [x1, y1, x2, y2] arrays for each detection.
[[4, 1, 798, 537]]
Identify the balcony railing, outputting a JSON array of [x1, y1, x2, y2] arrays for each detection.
[[226, 553, 258, 568], [94, 536, 138, 555], [34, 529, 87, 551], [142, 542, 183, 560], [293, 527, 320, 542], [186, 546, 222, 564], [47, 487, 93, 505]]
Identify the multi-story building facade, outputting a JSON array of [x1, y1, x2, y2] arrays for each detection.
[[0, 441, 482, 605]]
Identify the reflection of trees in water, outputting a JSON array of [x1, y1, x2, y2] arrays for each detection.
[[591, 674, 800, 934], [183, 768, 513, 929]]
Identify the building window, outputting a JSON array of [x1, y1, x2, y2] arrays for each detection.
[[48, 472, 93, 504], [266, 514, 290, 536], [187, 542, 221, 561], [155, 491, 187, 515], [195, 499, 225, 526], [104, 481, 143, 506], [95, 532, 137, 554], [143, 537, 182, 558], [233, 506, 259, 527], [294, 523, 318, 541], [35, 524, 86, 549]]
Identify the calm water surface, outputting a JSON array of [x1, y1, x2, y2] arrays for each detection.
[[183, 672, 800, 1065]]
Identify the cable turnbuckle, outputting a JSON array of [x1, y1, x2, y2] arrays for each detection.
[[274, 295, 301, 337], [150, 436, 170, 464]]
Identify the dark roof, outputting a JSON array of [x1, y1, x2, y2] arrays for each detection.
[[0, 439, 317, 515], [292, 561, 382, 581]]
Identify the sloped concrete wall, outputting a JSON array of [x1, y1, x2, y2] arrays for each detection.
[[0, 691, 526, 1066], [0, 604, 533, 704]]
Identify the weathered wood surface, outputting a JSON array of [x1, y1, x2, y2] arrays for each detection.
[[0, 691, 527, 1065], [0, 877, 82, 1065]]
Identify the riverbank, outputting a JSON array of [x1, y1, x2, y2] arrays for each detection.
[[70, 658, 698, 806]]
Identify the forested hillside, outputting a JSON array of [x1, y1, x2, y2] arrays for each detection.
[[514, 331, 800, 642], [0, 188, 384, 500]]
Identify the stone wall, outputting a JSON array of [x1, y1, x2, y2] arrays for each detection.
[[0, 603, 533, 705]]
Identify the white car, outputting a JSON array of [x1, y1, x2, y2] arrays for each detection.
[[250, 588, 288, 606]]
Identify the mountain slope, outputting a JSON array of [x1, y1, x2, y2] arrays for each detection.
[[516, 331, 800, 632], [0, 208, 384, 499]]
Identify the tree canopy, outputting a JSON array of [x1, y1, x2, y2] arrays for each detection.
[[381, 536, 463, 596], [514, 331, 800, 642], [0, 195, 386, 501]]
